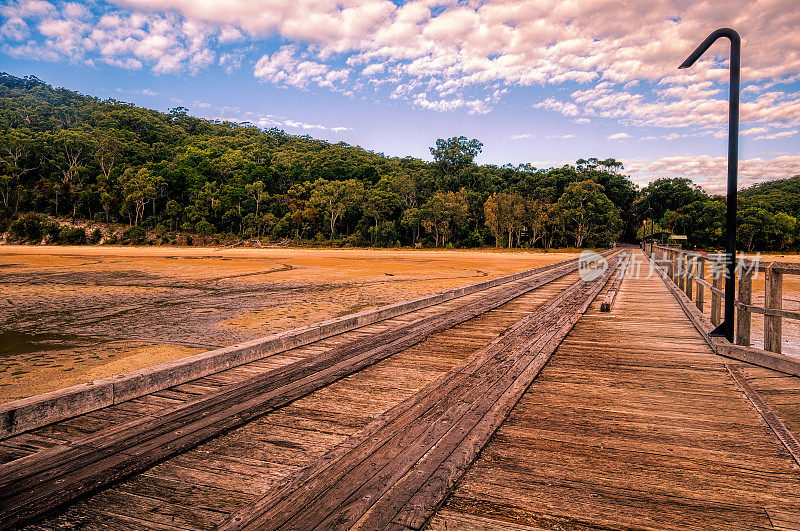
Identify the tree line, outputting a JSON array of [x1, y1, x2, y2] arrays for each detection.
[[0, 73, 796, 251], [636, 176, 800, 252]]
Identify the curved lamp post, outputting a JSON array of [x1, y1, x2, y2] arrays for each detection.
[[679, 27, 741, 342]]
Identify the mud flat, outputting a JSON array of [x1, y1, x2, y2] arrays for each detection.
[[0, 245, 577, 402]]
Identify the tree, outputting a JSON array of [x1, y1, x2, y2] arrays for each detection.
[[363, 188, 400, 244], [523, 199, 551, 248], [419, 190, 469, 247], [484, 193, 519, 248], [556, 180, 621, 247], [165, 199, 182, 231], [772, 212, 797, 251], [245, 180, 268, 217], [401, 207, 422, 245], [308, 178, 365, 238], [96, 130, 124, 181], [0, 130, 33, 213], [738, 206, 774, 252], [121, 168, 164, 226], [429, 137, 483, 189], [47, 129, 95, 217]]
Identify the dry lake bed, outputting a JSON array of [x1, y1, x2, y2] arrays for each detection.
[[0, 245, 577, 403]]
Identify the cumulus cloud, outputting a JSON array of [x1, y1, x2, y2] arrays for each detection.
[[624, 155, 800, 193], [0, 17, 29, 40], [96, 0, 800, 113], [3, 0, 800, 119], [608, 132, 631, 140], [2, 3, 220, 73], [253, 45, 350, 90], [754, 130, 797, 140]]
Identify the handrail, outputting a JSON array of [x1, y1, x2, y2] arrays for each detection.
[[642, 242, 796, 355]]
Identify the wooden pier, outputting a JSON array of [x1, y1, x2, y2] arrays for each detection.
[[2, 249, 800, 529]]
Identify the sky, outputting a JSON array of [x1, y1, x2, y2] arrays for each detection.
[[1, 0, 799, 193]]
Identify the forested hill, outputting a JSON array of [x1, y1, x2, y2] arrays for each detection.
[[0, 73, 797, 251]]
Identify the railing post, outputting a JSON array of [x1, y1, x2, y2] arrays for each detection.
[[669, 250, 676, 281], [678, 252, 686, 291], [735, 262, 752, 346], [696, 258, 705, 312], [686, 256, 694, 299], [765, 265, 783, 353], [711, 261, 723, 326]]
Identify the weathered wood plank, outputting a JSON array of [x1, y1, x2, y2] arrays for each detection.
[[0, 253, 605, 528], [429, 249, 800, 530], [217, 253, 624, 530]]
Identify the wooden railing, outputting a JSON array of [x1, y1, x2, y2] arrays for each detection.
[[642, 242, 800, 355]]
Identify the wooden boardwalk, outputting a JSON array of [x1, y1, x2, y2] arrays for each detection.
[[429, 251, 800, 529], [3, 249, 800, 529]]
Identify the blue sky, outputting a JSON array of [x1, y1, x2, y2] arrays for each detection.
[[2, 0, 799, 193]]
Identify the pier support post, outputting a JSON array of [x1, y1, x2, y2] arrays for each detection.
[[736, 264, 752, 346], [686, 257, 694, 300], [711, 261, 723, 326], [765, 266, 783, 353], [696, 258, 705, 312]]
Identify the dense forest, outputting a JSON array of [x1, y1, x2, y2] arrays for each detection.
[[0, 73, 797, 251]]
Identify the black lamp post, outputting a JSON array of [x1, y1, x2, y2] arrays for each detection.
[[679, 27, 741, 342]]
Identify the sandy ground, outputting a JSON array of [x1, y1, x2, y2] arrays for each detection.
[[0, 245, 577, 403]]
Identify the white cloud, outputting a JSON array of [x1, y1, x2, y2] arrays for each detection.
[[607, 132, 630, 140], [754, 130, 798, 140], [534, 98, 579, 117], [624, 155, 800, 193], [254, 44, 350, 90], [510, 133, 535, 140], [0, 17, 29, 40], [742, 126, 769, 136], [218, 51, 242, 74], [2, 0, 800, 121], [103, 0, 800, 114]]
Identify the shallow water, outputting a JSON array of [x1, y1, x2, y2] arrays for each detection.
[[0, 330, 89, 357]]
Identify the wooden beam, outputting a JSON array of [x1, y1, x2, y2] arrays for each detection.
[[765, 266, 783, 354], [218, 254, 625, 531], [736, 265, 752, 347], [696, 258, 705, 313], [0, 251, 619, 529], [711, 262, 723, 326]]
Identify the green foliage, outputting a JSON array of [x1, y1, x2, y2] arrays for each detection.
[[195, 220, 214, 235], [57, 226, 87, 244], [122, 225, 146, 244], [2, 73, 796, 251], [634, 176, 800, 251], [556, 181, 622, 247], [9, 212, 46, 241], [89, 227, 103, 243]]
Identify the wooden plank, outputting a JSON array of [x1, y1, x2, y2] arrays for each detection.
[[736, 265, 752, 346], [217, 253, 625, 530], [765, 266, 783, 353], [427, 249, 800, 530], [726, 365, 800, 468], [0, 252, 611, 528]]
